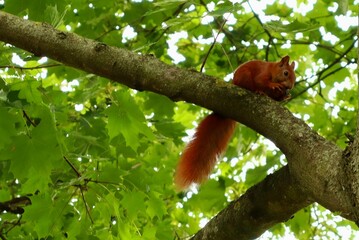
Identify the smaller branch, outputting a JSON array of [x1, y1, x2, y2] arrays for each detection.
[[247, 1, 277, 60], [95, 28, 119, 41], [22, 110, 37, 127], [80, 188, 94, 224], [292, 40, 344, 56], [200, 18, 228, 72], [63, 156, 81, 178], [293, 64, 350, 99], [265, 36, 273, 60], [337, 30, 358, 46], [88, 179, 121, 186], [4, 216, 22, 235], [292, 38, 357, 99], [0, 196, 31, 214], [0, 63, 60, 70], [198, 1, 259, 71], [318, 39, 357, 78], [199, 0, 241, 47], [142, 2, 187, 52]]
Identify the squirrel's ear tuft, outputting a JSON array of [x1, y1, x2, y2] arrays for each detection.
[[279, 56, 290, 66]]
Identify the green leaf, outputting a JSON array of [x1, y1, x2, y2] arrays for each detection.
[[264, 19, 319, 33], [22, 193, 54, 238], [10, 79, 43, 104], [106, 104, 141, 150], [142, 225, 157, 240], [264, 3, 292, 17], [9, 105, 61, 192], [207, 3, 238, 17], [188, 180, 226, 213], [146, 192, 167, 219], [105, 90, 154, 151], [288, 207, 311, 236], [44, 4, 68, 28], [121, 191, 146, 221], [165, 17, 194, 28], [0, 107, 18, 149], [143, 92, 175, 117]]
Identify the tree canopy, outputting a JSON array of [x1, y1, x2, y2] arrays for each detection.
[[0, 0, 358, 239]]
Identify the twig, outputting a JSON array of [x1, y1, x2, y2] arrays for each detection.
[[80, 188, 94, 224], [0, 63, 60, 70], [247, 1, 277, 60], [200, 18, 228, 72], [293, 38, 357, 99], [4, 216, 22, 235], [63, 156, 81, 178], [22, 110, 37, 127]]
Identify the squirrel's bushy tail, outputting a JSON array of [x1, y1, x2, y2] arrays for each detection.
[[175, 113, 236, 190]]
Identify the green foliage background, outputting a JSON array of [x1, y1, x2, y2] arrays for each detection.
[[0, 0, 358, 239]]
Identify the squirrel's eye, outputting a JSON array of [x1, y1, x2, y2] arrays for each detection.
[[284, 70, 289, 76]]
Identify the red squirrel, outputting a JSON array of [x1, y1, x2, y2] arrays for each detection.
[[175, 56, 296, 190]]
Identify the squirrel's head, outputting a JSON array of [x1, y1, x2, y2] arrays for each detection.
[[273, 56, 296, 90]]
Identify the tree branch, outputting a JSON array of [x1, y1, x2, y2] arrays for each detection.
[[193, 167, 310, 239], [0, 10, 356, 238]]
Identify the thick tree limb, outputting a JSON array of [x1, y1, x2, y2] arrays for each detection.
[[193, 167, 310, 239], [0, 10, 356, 238], [341, 25, 359, 225]]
